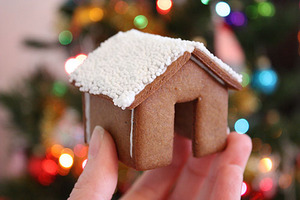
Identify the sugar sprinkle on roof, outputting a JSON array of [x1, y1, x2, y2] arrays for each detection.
[[70, 29, 242, 109]]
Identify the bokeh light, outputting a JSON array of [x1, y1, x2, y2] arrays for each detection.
[[227, 11, 247, 26], [89, 7, 104, 22], [133, 15, 148, 29], [74, 144, 88, 158], [38, 172, 54, 186], [76, 54, 88, 62], [215, 1, 231, 17], [114, 1, 128, 14], [64, 53, 87, 75], [258, 1, 275, 17], [59, 30, 73, 45], [252, 68, 278, 94], [52, 81, 67, 97], [201, 0, 210, 5], [82, 159, 88, 169], [278, 174, 292, 189], [259, 177, 273, 192], [241, 72, 251, 87], [42, 159, 58, 175], [252, 138, 263, 152], [260, 143, 272, 157], [50, 144, 64, 158], [156, 0, 173, 15], [241, 181, 248, 196], [234, 118, 249, 134], [246, 5, 258, 19], [59, 153, 74, 168], [259, 157, 273, 173]]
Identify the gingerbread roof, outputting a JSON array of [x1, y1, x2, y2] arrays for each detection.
[[70, 29, 242, 109]]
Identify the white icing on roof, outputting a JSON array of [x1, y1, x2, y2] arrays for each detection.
[[70, 29, 242, 109]]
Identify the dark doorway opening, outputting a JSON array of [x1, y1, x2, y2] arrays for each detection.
[[174, 99, 197, 139]]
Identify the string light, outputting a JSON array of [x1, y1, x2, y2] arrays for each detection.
[[89, 7, 104, 22], [82, 159, 88, 169], [258, 1, 275, 17], [52, 81, 67, 97], [76, 54, 88, 62], [278, 174, 292, 189], [234, 118, 249, 134], [59, 30, 73, 45], [42, 159, 58, 175], [252, 68, 278, 94], [156, 0, 173, 15], [227, 11, 247, 26], [64, 53, 87, 75], [259, 177, 273, 192], [50, 144, 64, 158], [133, 15, 148, 29], [215, 1, 231, 17], [74, 144, 88, 158], [246, 5, 258, 19], [201, 0, 210, 5], [114, 1, 128, 14], [259, 157, 273, 173], [241, 181, 248, 196], [241, 72, 251, 87], [59, 153, 74, 168]]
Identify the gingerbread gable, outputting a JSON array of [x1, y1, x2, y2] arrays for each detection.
[[70, 29, 242, 110]]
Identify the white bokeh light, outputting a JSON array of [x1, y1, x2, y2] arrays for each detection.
[[215, 1, 231, 17]]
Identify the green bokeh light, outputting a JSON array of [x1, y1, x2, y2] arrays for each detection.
[[52, 81, 68, 97], [59, 30, 73, 45], [258, 2, 275, 17], [246, 5, 258, 19], [201, 0, 210, 5], [242, 72, 251, 87], [133, 15, 148, 29]]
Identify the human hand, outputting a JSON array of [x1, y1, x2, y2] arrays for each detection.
[[68, 126, 252, 200]]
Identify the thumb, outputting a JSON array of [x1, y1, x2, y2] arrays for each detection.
[[68, 126, 118, 200]]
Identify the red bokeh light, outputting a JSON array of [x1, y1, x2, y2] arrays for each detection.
[[28, 157, 43, 178], [259, 177, 273, 192], [42, 159, 58, 175], [156, 0, 173, 15], [38, 171, 55, 186], [74, 144, 88, 158]]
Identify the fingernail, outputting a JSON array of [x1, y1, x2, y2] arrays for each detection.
[[88, 126, 104, 159]]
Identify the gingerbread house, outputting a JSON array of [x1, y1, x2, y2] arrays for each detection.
[[70, 30, 243, 170]]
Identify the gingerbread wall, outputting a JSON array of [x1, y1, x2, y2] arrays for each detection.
[[84, 94, 136, 168], [134, 59, 228, 169]]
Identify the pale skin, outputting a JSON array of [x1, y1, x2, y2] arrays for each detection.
[[68, 126, 252, 200]]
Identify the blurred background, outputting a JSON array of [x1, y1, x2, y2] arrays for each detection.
[[0, 0, 298, 199]]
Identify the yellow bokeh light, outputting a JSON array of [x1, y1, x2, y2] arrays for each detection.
[[157, 0, 172, 11], [75, 7, 91, 26], [89, 7, 104, 22], [76, 54, 87, 62], [51, 144, 63, 158], [59, 153, 74, 168], [259, 157, 273, 173]]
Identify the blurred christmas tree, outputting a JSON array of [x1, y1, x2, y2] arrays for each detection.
[[0, 0, 299, 199]]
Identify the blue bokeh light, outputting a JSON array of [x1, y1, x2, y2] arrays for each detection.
[[252, 68, 278, 94], [234, 118, 249, 134]]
